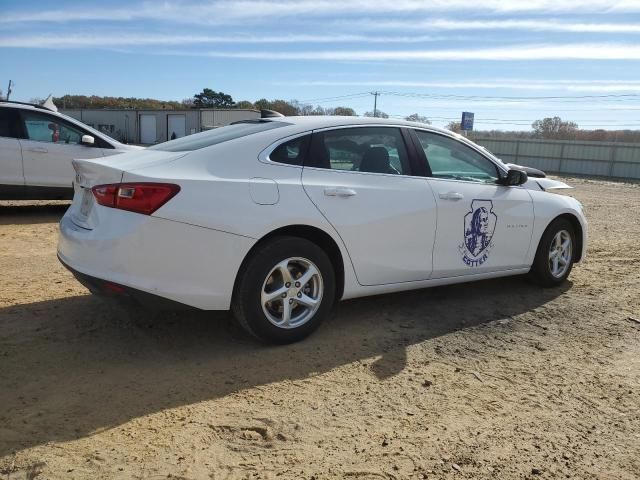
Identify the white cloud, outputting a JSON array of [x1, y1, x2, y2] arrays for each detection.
[[282, 80, 640, 92], [568, 84, 640, 92], [3, 0, 640, 24], [180, 44, 640, 61], [0, 33, 445, 48], [346, 18, 640, 33]]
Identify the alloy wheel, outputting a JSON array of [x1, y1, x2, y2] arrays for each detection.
[[261, 257, 324, 329], [548, 230, 572, 278]]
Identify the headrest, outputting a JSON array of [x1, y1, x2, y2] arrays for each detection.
[[360, 146, 391, 174]]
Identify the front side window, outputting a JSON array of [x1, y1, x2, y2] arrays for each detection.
[[414, 130, 499, 183], [268, 135, 310, 166], [309, 127, 410, 175], [22, 112, 84, 145]]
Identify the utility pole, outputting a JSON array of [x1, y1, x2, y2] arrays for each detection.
[[6, 79, 13, 100], [370, 91, 380, 117]]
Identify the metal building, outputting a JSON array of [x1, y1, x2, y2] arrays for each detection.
[[475, 137, 640, 180], [61, 108, 261, 145]]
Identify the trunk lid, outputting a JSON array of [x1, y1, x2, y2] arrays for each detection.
[[69, 150, 187, 229]]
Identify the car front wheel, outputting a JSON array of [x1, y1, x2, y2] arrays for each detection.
[[232, 236, 336, 344], [529, 218, 576, 287]]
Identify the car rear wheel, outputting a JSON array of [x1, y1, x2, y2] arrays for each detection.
[[232, 236, 336, 344], [529, 218, 575, 287]]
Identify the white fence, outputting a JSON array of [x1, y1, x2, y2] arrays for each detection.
[[474, 138, 640, 180]]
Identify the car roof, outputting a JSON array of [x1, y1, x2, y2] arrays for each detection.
[[268, 115, 450, 133], [260, 115, 473, 147], [0, 101, 56, 113], [257, 116, 507, 169]]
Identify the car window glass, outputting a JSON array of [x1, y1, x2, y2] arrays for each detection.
[[312, 127, 409, 175], [0, 108, 21, 138], [22, 112, 84, 145], [414, 130, 499, 183], [269, 135, 310, 166], [149, 120, 289, 152]]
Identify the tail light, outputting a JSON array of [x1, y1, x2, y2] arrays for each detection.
[[91, 183, 180, 215]]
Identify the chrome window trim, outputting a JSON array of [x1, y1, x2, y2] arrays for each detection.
[[259, 123, 510, 181], [300, 164, 420, 180]]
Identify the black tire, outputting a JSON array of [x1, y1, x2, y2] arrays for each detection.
[[231, 236, 336, 344], [529, 218, 576, 287]]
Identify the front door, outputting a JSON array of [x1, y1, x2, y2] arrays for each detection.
[[302, 126, 438, 286], [412, 129, 534, 278], [19, 110, 104, 188]]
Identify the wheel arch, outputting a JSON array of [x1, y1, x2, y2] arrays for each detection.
[[546, 213, 584, 262], [233, 224, 346, 301]]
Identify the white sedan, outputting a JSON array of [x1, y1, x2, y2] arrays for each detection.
[[58, 117, 587, 343]]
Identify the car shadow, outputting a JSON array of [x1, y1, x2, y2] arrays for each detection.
[[0, 203, 69, 226], [0, 276, 570, 457]]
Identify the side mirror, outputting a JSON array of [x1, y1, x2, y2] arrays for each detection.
[[500, 168, 528, 186], [81, 134, 95, 146]]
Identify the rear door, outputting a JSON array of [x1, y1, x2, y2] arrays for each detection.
[[0, 107, 25, 186], [411, 129, 534, 278], [301, 126, 437, 286], [19, 110, 104, 188]]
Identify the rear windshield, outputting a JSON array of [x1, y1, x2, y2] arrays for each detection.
[[148, 120, 288, 152]]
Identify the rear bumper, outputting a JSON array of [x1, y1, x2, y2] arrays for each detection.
[[58, 254, 192, 310], [57, 208, 255, 310]]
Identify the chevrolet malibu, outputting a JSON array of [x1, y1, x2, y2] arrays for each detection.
[[58, 117, 587, 343]]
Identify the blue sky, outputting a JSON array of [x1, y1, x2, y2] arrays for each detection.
[[2, 0, 640, 130]]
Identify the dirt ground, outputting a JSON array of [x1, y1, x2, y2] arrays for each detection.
[[0, 176, 639, 480]]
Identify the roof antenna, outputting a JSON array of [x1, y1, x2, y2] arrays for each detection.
[[261, 109, 284, 118], [41, 94, 58, 112]]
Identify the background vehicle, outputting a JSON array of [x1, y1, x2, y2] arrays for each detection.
[[0, 101, 142, 199], [57, 117, 587, 343]]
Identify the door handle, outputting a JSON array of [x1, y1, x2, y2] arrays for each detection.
[[27, 147, 48, 153], [439, 192, 464, 201], [324, 187, 357, 197]]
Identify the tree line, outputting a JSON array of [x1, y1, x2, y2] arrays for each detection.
[[44, 89, 431, 122], [448, 116, 640, 143], [47, 89, 359, 117], [19, 89, 640, 142]]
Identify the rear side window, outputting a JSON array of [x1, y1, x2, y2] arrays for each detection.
[[268, 135, 310, 166], [149, 120, 289, 152], [0, 108, 23, 139]]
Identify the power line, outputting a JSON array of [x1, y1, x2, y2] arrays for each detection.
[[290, 89, 640, 128], [385, 105, 640, 113], [296, 92, 370, 103], [380, 90, 640, 102], [293, 89, 640, 109], [386, 113, 640, 127]]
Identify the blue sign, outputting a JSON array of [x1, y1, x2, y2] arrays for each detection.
[[461, 112, 475, 131]]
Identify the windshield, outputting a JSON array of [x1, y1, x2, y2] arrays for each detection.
[[148, 120, 288, 152]]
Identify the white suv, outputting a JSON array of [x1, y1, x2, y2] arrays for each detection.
[[0, 101, 142, 199]]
